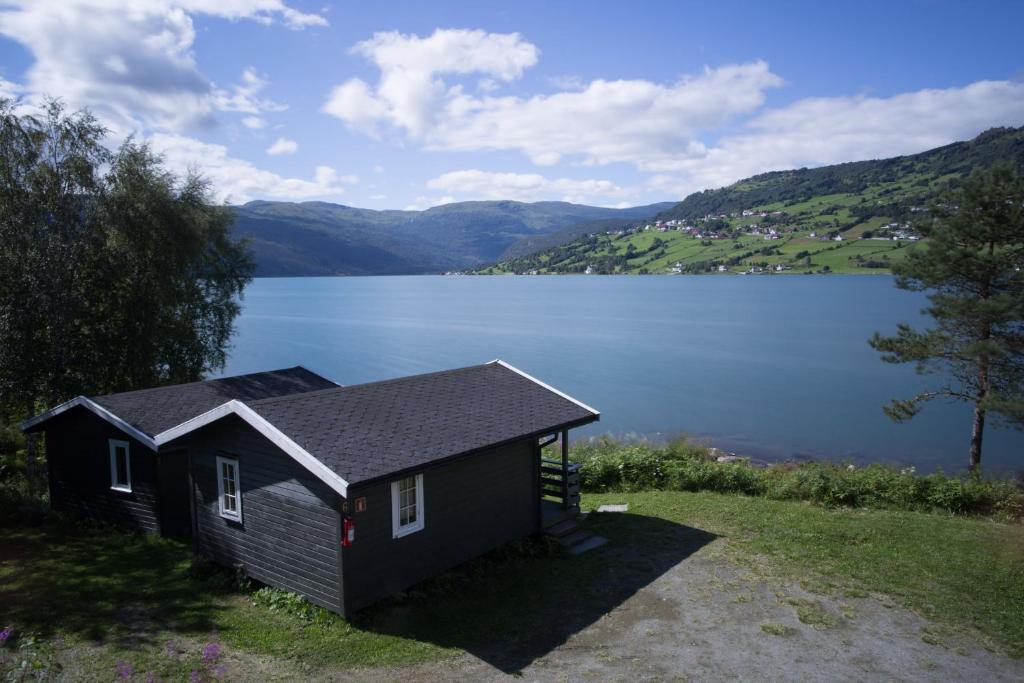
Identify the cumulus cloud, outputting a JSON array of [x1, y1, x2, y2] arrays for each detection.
[[647, 79, 1024, 197], [426, 169, 629, 205], [322, 28, 539, 137], [150, 133, 356, 203], [266, 136, 298, 155], [0, 1, 323, 133], [214, 68, 287, 114], [241, 116, 267, 130], [322, 27, 780, 168]]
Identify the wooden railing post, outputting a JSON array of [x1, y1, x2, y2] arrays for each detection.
[[561, 429, 569, 510]]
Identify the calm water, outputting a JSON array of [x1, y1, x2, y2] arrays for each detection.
[[222, 275, 1024, 474]]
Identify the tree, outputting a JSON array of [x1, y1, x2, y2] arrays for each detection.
[[0, 99, 254, 480], [870, 164, 1024, 471]]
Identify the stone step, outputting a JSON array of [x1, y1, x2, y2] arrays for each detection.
[[567, 535, 608, 556], [546, 519, 580, 537], [557, 530, 591, 547]]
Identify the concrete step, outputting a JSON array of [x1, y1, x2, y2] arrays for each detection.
[[546, 519, 580, 537], [567, 535, 608, 556], [557, 530, 591, 547]]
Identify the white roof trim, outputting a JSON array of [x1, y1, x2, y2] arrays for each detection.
[[20, 396, 158, 450], [154, 399, 349, 498], [490, 359, 600, 417]]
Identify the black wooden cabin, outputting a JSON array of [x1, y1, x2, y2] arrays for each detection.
[[23, 361, 599, 616]]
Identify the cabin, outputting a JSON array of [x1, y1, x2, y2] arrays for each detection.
[[22, 360, 599, 616]]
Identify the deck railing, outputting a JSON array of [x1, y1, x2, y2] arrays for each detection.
[[540, 458, 580, 512]]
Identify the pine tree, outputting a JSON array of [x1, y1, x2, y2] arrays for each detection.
[[870, 164, 1024, 470]]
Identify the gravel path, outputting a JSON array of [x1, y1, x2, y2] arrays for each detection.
[[333, 535, 1024, 682]]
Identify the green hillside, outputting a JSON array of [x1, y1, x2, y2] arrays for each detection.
[[233, 199, 675, 276], [473, 127, 1024, 275]]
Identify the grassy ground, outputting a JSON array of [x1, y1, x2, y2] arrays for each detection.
[[2, 492, 1022, 678]]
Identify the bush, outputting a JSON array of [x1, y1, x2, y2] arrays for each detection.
[[570, 437, 1023, 518]]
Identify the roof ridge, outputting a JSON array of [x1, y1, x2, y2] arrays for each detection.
[[92, 366, 311, 400], [248, 362, 495, 407]]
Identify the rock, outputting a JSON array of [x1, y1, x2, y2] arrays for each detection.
[[597, 504, 629, 513], [716, 455, 745, 463]]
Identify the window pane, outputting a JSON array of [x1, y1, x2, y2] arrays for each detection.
[[115, 448, 128, 486]]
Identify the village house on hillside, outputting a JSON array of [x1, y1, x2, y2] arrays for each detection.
[[22, 362, 600, 616]]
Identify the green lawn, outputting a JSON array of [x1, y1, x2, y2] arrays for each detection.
[[2, 492, 1021, 678]]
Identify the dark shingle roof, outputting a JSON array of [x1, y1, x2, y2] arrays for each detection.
[[248, 361, 599, 485], [91, 367, 339, 437]]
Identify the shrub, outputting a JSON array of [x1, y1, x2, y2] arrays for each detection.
[[570, 438, 1023, 518]]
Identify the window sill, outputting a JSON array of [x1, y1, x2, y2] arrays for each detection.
[[393, 521, 424, 539], [110, 485, 132, 493], [219, 511, 242, 523]]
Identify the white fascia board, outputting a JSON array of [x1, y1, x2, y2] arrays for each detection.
[[490, 359, 601, 417], [154, 399, 349, 498], [20, 396, 158, 450]]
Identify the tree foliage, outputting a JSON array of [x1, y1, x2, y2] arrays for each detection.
[[0, 99, 254, 422], [870, 164, 1024, 469]]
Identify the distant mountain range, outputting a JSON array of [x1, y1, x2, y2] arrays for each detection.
[[474, 126, 1024, 276], [232, 199, 676, 276]]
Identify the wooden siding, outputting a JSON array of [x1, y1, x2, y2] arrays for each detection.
[[44, 407, 162, 532], [342, 438, 538, 615], [186, 415, 344, 613]]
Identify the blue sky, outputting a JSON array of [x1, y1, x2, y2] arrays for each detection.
[[1, 1, 1022, 209]]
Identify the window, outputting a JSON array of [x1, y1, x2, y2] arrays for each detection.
[[109, 439, 131, 492], [216, 456, 242, 521], [391, 473, 424, 538]]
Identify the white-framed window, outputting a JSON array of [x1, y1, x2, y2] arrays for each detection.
[[391, 473, 424, 538], [108, 439, 132, 492], [216, 455, 242, 521]]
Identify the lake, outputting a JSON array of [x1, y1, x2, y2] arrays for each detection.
[[221, 275, 1024, 474]]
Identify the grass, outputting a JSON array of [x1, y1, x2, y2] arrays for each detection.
[[2, 490, 1022, 677]]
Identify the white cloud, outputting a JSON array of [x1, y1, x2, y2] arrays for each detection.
[[404, 195, 457, 211], [0, 1, 323, 134], [150, 133, 356, 203], [266, 136, 298, 155], [426, 169, 629, 205], [241, 116, 266, 129], [648, 79, 1024, 195], [214, 68, 286, 114], [322, 28, 779, 168], [322, 28, 539, 137]]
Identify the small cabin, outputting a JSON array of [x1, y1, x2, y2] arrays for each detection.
[[22, 360, 599, 616]]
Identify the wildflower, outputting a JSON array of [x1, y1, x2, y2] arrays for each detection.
[[189, 670, 201, 683], [213, 663, 227, 679], [0, 626, 11, 645], [164, 640, 178, 658], [847, 464, 856, 471], [115, 660, 133, 679], [202, 642, 221, 664]]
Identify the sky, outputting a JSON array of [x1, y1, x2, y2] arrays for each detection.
[[1, 1, 1023, 210]]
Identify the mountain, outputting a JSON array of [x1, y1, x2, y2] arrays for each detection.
[[474, 127, 1024, 276], [232, 199, 675, 276]]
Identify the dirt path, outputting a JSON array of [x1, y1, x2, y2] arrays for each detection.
[[322, 537, 1024, 682]]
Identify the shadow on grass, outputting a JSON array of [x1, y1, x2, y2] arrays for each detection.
[[0, 520, 221, 649], [354, 511, 716, 674], [0, 512, 715, 675]]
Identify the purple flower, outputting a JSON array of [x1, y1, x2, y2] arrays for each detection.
[[0, 626, 11, 645], [202, 642, 221, 664], [213, 663, 227, 679], [189, 670, 201, 683], [115, 660, 133, 679], [164, 641, 178, 658]]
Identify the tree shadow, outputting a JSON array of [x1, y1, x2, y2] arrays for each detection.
[[354, 511, 717, 674], [0, 520, 221, 649]]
